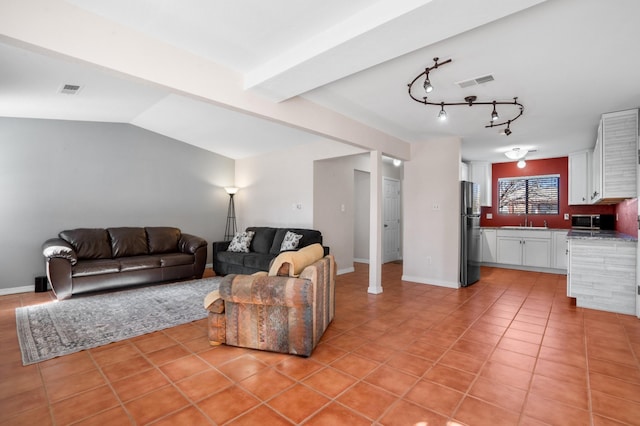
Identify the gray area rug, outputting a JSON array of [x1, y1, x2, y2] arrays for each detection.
[[16, 277, 221, 365]]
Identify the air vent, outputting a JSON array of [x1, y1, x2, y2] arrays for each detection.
[[455, 74, 494, 88], [59, 84, 83, 95]]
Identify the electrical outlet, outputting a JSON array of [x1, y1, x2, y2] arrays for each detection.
[[486, 213, 493, 219]]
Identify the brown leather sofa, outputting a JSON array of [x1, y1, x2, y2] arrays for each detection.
[[42, 227, 207, 300]]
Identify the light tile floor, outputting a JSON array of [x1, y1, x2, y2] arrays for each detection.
[[2, 264, 640, 425]]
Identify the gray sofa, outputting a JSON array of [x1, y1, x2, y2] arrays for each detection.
[[42, 226, 207, 300], [212, 226, 327, 275]]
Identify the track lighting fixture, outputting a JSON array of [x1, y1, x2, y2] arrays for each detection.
[[408, 57, 524, 134], [423, 71, 433, 93], [438, 103, 447, 121]]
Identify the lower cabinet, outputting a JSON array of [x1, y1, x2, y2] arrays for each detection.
[[567, 238, 636, 315], [496, 229, 551, 268], [481, 229, 497, 263], [552, 230, 568, 270]]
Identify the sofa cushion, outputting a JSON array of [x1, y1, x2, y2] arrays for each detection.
[[72, 259, 121, 277], [243, 253, 275, 271], [228, 231, 255, 253], [246, 227, 277, 254], [216, 251, 246, 266], [146, 227, 181, 254], [107, 227, 148, 258], [118, 255, 162, 272], [160, 253, 194, 267], [270, 229, 323, 255], [59, 228, 112, 259]]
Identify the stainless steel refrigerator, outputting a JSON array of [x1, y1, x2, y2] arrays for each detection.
[[460, 181, 481, 286]]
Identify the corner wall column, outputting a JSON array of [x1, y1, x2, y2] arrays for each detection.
[[368, 151, 383, 294]]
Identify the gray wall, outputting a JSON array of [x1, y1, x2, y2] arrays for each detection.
[[0, 118, 234, 292]]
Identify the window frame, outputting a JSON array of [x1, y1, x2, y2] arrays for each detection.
[[497, 174, 560, 216]]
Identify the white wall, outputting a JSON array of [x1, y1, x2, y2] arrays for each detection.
[[354, 170, 370, 262], [403, 137, 462, 288], [314, 154, 405, 274], [234, 139, 363, 228], [353, 159, 403, 263], [0, 118, 234, 293]]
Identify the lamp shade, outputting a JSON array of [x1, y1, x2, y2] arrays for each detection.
[[224, 187, 239, 195]]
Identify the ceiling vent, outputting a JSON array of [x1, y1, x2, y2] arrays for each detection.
[[455, 74, 494, 88], [59, 84, 83, 95]]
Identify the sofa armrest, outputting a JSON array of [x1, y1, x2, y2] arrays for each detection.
[[219, 274, 313, 307], [178, 233, 207, 254], [212, 240, 231, 254], [42, 238, 78, 266], [204, 290, 225, 313]]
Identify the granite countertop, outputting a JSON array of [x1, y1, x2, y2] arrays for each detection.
[[567, 229, 637, 242]]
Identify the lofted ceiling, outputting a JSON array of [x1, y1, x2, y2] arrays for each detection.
[[1, 0, 639, 163]]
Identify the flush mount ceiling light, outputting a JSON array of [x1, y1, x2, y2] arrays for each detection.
[[504, 147, 528, 160], [408, 57, 524, 135]]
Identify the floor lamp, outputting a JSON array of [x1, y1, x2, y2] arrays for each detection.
[[224, 187, 239, 241]]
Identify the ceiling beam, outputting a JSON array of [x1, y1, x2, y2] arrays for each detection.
[[0, 0, 411, 160], [244, 0, 549, 102]]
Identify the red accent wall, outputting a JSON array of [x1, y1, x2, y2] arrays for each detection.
[[616, 198, 638, 237], [480, 157, 623, 230]]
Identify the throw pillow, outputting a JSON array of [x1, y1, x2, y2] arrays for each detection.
[[280, 231, 303, 251], [227, 231, 255, 253]]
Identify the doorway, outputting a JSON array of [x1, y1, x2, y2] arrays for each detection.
[[383, 177, 402, 263]]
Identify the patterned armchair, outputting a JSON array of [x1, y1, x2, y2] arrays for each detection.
[[205, 250, 335, 357]]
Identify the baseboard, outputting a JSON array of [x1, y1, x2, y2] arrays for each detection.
[[354, 258, 369, 264], [0, 285, 34, 296], [337, 266, 355, 275], [482, 262, 567, 275], [401, 275, 460, 289]]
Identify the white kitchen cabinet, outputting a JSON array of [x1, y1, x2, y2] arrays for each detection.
[[591, 109, 638, 203], [568, 151, 591, 205], [496, 229, 551, 268], [552, 230, 568, 271], [468, 161, 492, 207], [481, 228, 497, 263], [568, 237, 636, 315], [460, 162, 469, 181]]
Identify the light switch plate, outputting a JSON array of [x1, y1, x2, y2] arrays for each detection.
[[486, 213, 493, 219], [564, 213, 569, 220]]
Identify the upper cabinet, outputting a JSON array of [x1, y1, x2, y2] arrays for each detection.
[[568, 150, 591, 205], [459, 162, 469, 181], [468, 161, 492, 207], [591, 108, 638, 204]]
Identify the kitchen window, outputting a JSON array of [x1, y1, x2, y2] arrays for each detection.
[[498, 174, 559, 215]]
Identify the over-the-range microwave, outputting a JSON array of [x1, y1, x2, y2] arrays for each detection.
[[571, 214, 615, 230]]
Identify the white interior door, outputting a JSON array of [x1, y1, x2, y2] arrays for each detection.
[[383, 177, 401, 263]]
